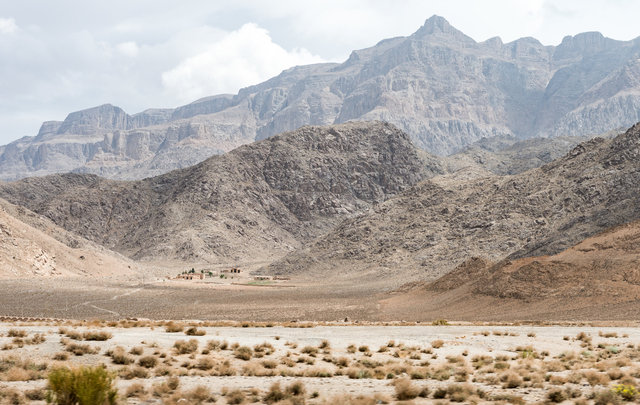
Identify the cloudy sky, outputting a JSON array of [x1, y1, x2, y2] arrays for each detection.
[[1, 0, 639, 144]]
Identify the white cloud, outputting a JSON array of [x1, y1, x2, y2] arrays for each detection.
[[116, 41, 139, 57], [0, 17, 18, 34], [161, 23, 324, 102]]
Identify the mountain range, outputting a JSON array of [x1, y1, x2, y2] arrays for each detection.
[[265, 122, 640, 286], [0, 122, 435, 264], [2, 15, 640, 180]]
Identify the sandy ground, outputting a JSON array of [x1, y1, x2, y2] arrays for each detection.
[[1, 322, 640, 403], [3, 277, 640, 324]]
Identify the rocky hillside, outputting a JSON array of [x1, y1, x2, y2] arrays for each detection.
[[0, 198, 140, 278], [3, 16, 640, 180], [0, 122, 436, 264], [445, 129, 621, 175], [380, 220, 640, 321], [265, 122, 640, 284]]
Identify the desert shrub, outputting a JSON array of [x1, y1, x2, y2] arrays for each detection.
[[26, 333, 46, 345], [125, 383, 146, 398], [6, 367, 32, 381], [394, 377, 420, 400], [319, 339, 331, 349], [52, 352, 69, 361], [82, 331, 112, 341], [613, 384, 637, 401], [358, 345, 369, 353], [490, 394, 525, 404], [196, 356, 214, 370], [586, 371, 611, 386], [546, 388, 567, 403], [594, 389, 622, 405], [185, 327, 206, 336], [187, 385, 214, 404], [262, 359, 278, 369], [0, 388, 24, 405], [173, 339, 198, 354], [167, 375, 180, 390], [65, 343, 96, 356], [226, 389, 245, 404], [164, 322, 184, 333], [107, 346, 134, 365], [7, 329, 27, 338], [347, 368, 373, 379], [433, 319, 449, 325], [234, 346, 253, 360], [446, 383, 476, 402], [263, 381, 306, 404], [46, 366, 117, 405], [138, 355, 157, 368], [335, 357, 350, 367], [549, 374, 567, 385], [286, 380, 306, 397], [264, 382, 286, 403], [129, 346, 144, 356], [118, 366, 148, 380], [431, 340, 444, 348], [24, 388, 46, 401], [301, 345, 318, 356], [347, 344, 357, 353], [607, 368, 624, 380]]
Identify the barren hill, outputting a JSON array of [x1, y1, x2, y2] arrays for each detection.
[[3, 16, 640, 180], [266, 122, 640, 285], [0, 198, 140, 279], [0, 122, 436, 264], [380, 220, 640, 321]]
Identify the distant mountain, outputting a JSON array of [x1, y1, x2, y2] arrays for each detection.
[[264, 122, 640, 285], [2, 16, 640, 180], [0, 122, 437, 264]]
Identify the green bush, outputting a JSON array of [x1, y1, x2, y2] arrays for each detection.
[[46, 365, 117, 405]]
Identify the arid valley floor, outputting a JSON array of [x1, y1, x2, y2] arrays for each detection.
[[2, 320, 640, 404]]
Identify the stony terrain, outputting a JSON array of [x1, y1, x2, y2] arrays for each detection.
[[445, 130, 621, 175], [1, 321, 640, 404], [379, 220, 640, 322], [0, 122, 436, 264], [3, 16, 640, 180], [266, 123, 640, 285]]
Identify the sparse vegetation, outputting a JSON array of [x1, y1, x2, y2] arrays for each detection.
[[46, 365, 117, 405]]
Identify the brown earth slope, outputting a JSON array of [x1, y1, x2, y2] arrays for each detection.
[[0, 198, 140, 278], [380, 220, 640, 321], [266, 122, 640, 285], [0, 122, 439, 264]]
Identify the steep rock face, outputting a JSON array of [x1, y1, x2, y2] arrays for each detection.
[[265, 122, 640, 284], [2, 16, 640, 180], [0, 122, 438, 263]]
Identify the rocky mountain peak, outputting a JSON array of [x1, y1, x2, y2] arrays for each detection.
[[57, 103, 129, 135], [554, 31, 614, 60], [412, 15, 474, 44]]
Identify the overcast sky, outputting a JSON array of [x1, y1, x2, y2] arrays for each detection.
[[1, 0, 639, 144]]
